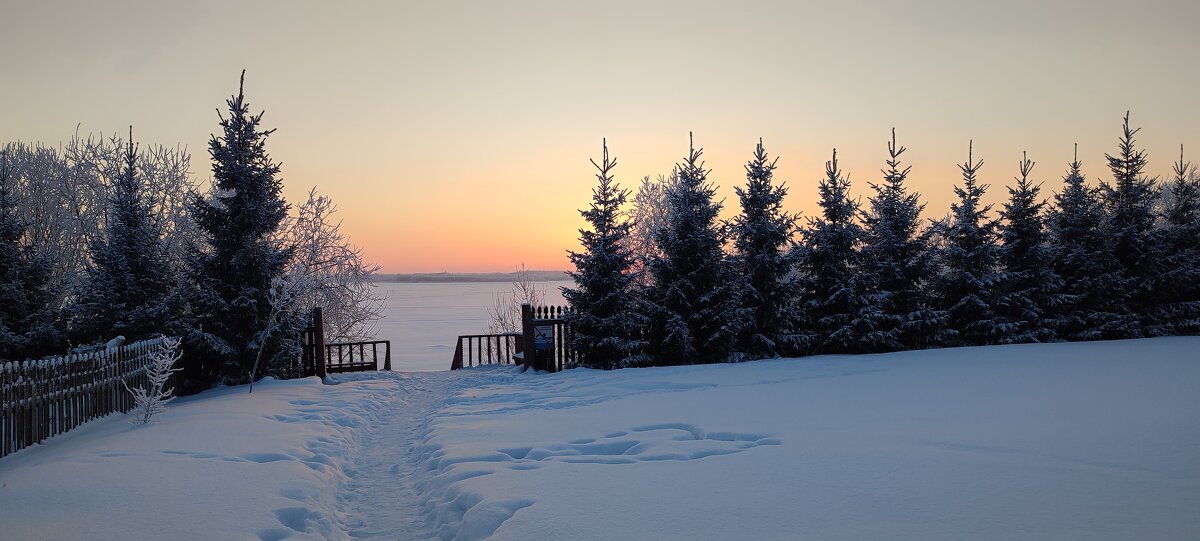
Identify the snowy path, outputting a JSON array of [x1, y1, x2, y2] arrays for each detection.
[[334, 373, 437, 539], [334, 368, 517, 540]]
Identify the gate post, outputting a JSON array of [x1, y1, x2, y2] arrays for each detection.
[[521, 303, 534, 371], [313, 307, 327, 379]]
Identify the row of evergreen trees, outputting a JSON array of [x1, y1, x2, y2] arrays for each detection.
[[564, 113, 1200, 369], [0, 72, 298, 394]]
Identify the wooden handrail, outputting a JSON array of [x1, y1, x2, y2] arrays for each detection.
[[450, 333, 523, 370], [325, 340, 391, 373]]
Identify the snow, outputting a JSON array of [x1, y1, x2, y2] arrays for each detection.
[[0, 376, 403, 540], [2, 338, 1199, 540]]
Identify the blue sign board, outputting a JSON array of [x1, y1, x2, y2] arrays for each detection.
[[534, 325, 553, 351]]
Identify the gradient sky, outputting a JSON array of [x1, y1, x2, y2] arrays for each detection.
[[3, 0, 1198, 272]]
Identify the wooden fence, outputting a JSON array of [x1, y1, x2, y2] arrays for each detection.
[[296, 307, 391, 375], [450, 304, 579, 372], [1, 338, 168, 459], [327, 341, 391, 373], [450, 333, 523, 370], [296, 307, 327, 378], [527, 304, 578, 372]]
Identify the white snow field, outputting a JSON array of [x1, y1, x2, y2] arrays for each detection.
[[2, 337, 1198, 540]]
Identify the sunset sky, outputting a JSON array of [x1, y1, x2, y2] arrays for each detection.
[[3, 0, 1198, 273]]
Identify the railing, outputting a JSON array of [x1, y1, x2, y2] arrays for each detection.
[[297, 307, 390, 375], [1, 338, 169, 459], [528, 305, 577, 373], [450, 333, 522, 370], [326, 341, 391, 373], [450, 304, 578, 372], [297, 307, 327, 378]]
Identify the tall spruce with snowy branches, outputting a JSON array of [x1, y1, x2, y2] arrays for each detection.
[[729, 139, 801, 358], [74, 128, 176, 346], [646, 134, 743, 364], [938, 141, 1008, 346], [183, 71, 297, 391], [0, 152, 62, 361], [1150, 145, 1200, 333], [997, 152, 1062, 342], [862, 129, 944, 349], [562, 139, 646, 369], [1048, 146, 1119, 339], [1099, 112, 1158, 337], [798, 149, 887, 353]]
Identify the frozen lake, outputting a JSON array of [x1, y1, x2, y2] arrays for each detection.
[[370, 281, 570, 372]]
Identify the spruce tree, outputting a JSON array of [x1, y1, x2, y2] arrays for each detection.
[[1150, 145, 1200, 334], [1099, 112, 1157, 337], [0, 151, 61, 361], [862, 129, 944, 349], [183, 71, 296, 390], [1048, 146, 1119, 340], [74, 128, 176, 345], [938, 141, 1008, 346], [996, 152, 1062, 342], [798, 149, 888, 353], [729, 139, 801, 358], [645, 134, 743, 364], [562, 139, 647, 369]]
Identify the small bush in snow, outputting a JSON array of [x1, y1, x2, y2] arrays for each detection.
[[124, 336, 182, 424]]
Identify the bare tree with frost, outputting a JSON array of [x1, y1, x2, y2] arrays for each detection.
[[624, 173, 675, 283], [283, 187, 385, 342], [3, 131, 196, 303], [487, 264, 544, 334]]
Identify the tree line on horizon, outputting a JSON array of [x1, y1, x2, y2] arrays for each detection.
[[0, 72, 383, 394], [564, 113, 1200, 370]]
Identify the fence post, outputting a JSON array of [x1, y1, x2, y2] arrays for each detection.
[[313, 307, 327, 379], [521, 303, 535, 371]]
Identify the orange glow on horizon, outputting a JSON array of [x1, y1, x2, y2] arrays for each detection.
[[3, 2, 1197, 274]]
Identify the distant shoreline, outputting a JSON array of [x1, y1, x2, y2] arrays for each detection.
[[371, 271, 571, 283]]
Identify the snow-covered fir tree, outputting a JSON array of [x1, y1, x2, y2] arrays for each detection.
[[0, 151, 62, 361], [645, 134, 743, 364], [182, 71, 298, 391], [74, 128, 177, 346], [937, 141, 1009, 346], [1150, 145, 1200, 334], [562, 139, 646, 369], [1099, 112, 1158, 337], [1047, 146, 1120, 340], [996, 152, 1063, 343], [798, 149, 888, 353], [729, 139, 801, 358], [861, 129, 945, 349]]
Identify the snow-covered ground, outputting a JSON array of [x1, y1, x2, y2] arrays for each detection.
[[2, 338, 1198, 540]]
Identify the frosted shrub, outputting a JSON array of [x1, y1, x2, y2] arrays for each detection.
[[124, 337, 182, 424]]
